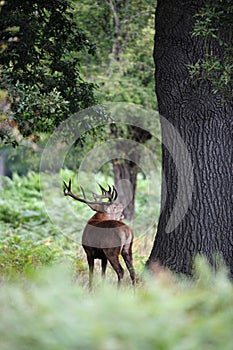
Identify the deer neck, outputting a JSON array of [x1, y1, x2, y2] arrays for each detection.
[[88, 212, 113, 225]]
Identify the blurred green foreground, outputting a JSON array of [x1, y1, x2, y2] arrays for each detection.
[[0, 262, 233, 350]]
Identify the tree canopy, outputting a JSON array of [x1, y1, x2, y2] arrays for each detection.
[[75, 0, 156, 109], [190, 0, 233, 100], [0, 0, 95, 143]]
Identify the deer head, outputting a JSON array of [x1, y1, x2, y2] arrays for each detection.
[[63, 179, 124, 220]]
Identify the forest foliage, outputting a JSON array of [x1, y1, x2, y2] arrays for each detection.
[[190, 0, 233, 99], [75, 0, 156, 109], [0, 0, 96, 144], [0, 0, 156, 147]]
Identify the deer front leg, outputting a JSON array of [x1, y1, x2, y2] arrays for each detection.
[[86, 254, 94, 290]]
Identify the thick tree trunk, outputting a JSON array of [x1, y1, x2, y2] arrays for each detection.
[[112, 126, 151, 221], [147, 1, 233, 276], [112, 159, 138, 221]]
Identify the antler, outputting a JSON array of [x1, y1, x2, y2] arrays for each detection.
[[63, 179, 88, 203], [92, 184, 118, 202], [63, 179, 117, 205]]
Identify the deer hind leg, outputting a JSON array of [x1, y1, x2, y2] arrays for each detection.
[[121, 243, 136, 285], [101, 256, 108, 278], [103, 248, 124, 286]]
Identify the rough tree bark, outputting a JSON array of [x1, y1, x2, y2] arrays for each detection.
[[112, 126, 151, 221], [146, 0, 233, 276], [112, 159, 137, 221]]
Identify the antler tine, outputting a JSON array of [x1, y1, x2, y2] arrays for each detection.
[[100, 184, 113, 198], [111, 185, 116, 202], [112, 185, 118, 201], [63, 180, 69, 191], [63, 179, 90, 204], [80, 186, 87, 200], [110, 185, 118, 202], [105, 184, 117, 202], [63, 179, 71, 195], [92, 191, 98, 201], [91, 183, 118, 202], [98, 183, 107, 195], [107, 185, 112, 194], [92, 191, 112, 201], [106, 184, 115, 202]]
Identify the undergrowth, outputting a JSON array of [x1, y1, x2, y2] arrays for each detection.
[[0, 261, 232, 350]]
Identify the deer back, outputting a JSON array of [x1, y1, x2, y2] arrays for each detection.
[[82, 217, 133, 250]]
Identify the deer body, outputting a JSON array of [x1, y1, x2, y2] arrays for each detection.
[[63, 181, 135, 287]]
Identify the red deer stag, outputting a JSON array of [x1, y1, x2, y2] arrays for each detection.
[[63, 180, 136, 288]]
